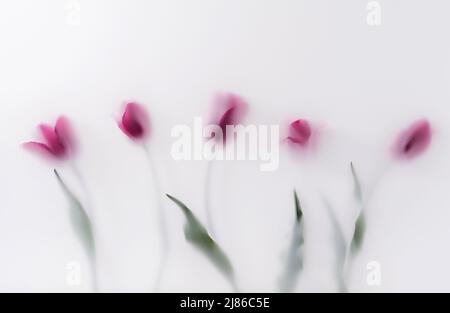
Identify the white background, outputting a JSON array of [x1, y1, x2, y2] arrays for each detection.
[[0, 0, 450, 292]]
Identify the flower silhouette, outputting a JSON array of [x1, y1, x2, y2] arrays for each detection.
[[393, 118, 431, 160], [23, 116, 76, 161], [287, 119, 312, 146], [116, 101, 168, 291], [23, 115, 98, 291], [118, 102, 150, 141], [210, 92, 247, 143]]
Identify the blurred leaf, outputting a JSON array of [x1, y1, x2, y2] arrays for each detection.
[[54, 169, 95, 258], [294, 189, 303, 223], [279, 190, 304, 292], [350, 162, 362, 204], [349, 162, 365, 255], [166, 194, 234, 280], [351, 212, 365, 254], [322, 197, 347, 292]]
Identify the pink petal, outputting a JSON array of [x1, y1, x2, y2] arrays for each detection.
[[118, 120, 132, 137], [393, 119, 431, 159], [289, 119, 311, 145], [210, 92, 247, 143], [217, 107, 236, 141], [120, 102, 150, 140], [39, 124, 66, 157], [55, 115, 76, 153], [214, 93, 247, 124], [23, 142, 55, 159]]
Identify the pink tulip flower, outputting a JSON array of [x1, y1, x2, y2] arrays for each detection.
[[393, 118, 432, 160], [210, 92, 247, 143], [24, 116, 76, 161], [287, 119, 312, 146], [118, 102, 150, 141], [117, 101, 167, 290]]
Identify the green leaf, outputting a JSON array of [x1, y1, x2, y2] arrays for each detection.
[[294, 189, 303, 223], [351, 212, 365, 254], [54, 169, 95, 258], [166, 194, 234, 280], [279, 190, 304, 292], [350, 162, 362, 204], [349, 162, 365, 255]]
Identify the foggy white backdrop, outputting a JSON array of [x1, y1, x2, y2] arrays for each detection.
[[0, 0, 450, 292]]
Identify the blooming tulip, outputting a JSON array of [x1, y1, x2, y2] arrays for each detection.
[[24, 116, 76, 161], [203, 92, 248, 240], [23, 115, 98, 291]]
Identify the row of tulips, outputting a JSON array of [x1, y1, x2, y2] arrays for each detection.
[[23, 92, 432, 292]]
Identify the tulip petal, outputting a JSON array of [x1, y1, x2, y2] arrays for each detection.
[[23, 142, 53, 159], [394, 119, 431, 159], [120, 102, 150, 140], [211, 93, 247, 144], [217, 107, 235, 141], [288, 119, 311, 145], [122, 108, 144, 137], [24, 116, 77, 162], [55, 115, 76, 152], [39, 124, 66, 156], [287, 136, 306, 145]]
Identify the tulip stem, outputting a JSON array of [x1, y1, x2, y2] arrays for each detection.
[[70, 162, 93, 215], [230, 276, 240, 293], [321, 196, 348, 292], [71, 163, 99, 292], [89, 252, 99, 293], [204, 160, 216, 238], [143, 145, 169, 292], [55, 168, 99, 292]]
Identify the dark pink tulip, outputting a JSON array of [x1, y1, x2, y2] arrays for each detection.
[[210, 92, 247, 143], [24, 116, 76, 161], [287, 119, 312, 146], [118, 102, 150, 141], [393, 118, 431, 159]]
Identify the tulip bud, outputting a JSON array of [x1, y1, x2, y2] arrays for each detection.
[[118, 102, 150, 141], [393, 119, 431, 159], [287, 119, 312, 146]]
